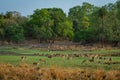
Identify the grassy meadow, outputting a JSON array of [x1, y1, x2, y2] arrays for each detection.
[[0, 46, 120, 70], [0, 46, 120, 80]]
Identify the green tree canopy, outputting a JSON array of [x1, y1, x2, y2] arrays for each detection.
[[5, 24, 25, 43]]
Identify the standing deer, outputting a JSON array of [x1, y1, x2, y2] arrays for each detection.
[[108, 57, 112, 64]]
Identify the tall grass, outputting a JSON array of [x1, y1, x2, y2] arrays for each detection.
[[0, 63, 120, 80]]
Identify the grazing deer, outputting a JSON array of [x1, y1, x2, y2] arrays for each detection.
[[98, 56, 103, 60], [48, 55, 52, 59], [89, 58, 94, 62], [94, 54, 99, 59], [61, 55, 66, 59], [81, 54, 88, 58], [74, 54, 80, 57], [33, 58, 46, 66], [21, 56, 27, 63], [97, 56, 103, 64], [33, 62, 40, 66], [39, 58, 46, 63], [81, 59, 88, 64], [67, 56, 73, 60], [82, 58, 94, 64]]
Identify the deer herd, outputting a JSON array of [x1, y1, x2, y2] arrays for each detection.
[[20, 53, 113, 67], [81, 54, 113, 65]]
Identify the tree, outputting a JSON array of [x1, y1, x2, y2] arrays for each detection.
[[30, 9, 54, 42], [116, 0, 120, 20], [0, 13, 5, 41], [47, 8, 68, 39], [30, 8, 73, 42], [69, 2, 93, 43], [56, 20, 74, 40], [5, 24, 25, 43], [97, 6, 108, 45]]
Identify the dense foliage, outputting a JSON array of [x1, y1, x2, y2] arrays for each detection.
[[0, 1, 120, 46]]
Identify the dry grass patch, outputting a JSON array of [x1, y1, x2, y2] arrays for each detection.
[[0, 64, 120, 80]]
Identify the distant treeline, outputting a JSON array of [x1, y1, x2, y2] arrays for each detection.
[[0, 1, 120, 46]]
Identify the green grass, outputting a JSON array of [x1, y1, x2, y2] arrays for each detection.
[[0, 55, 83, 67], [0, 55, 20, 65], [0, 46, 120, 70], [0, 46, 80, 54], [0, 46, 120, 54], [0, 55, 120, 70]]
